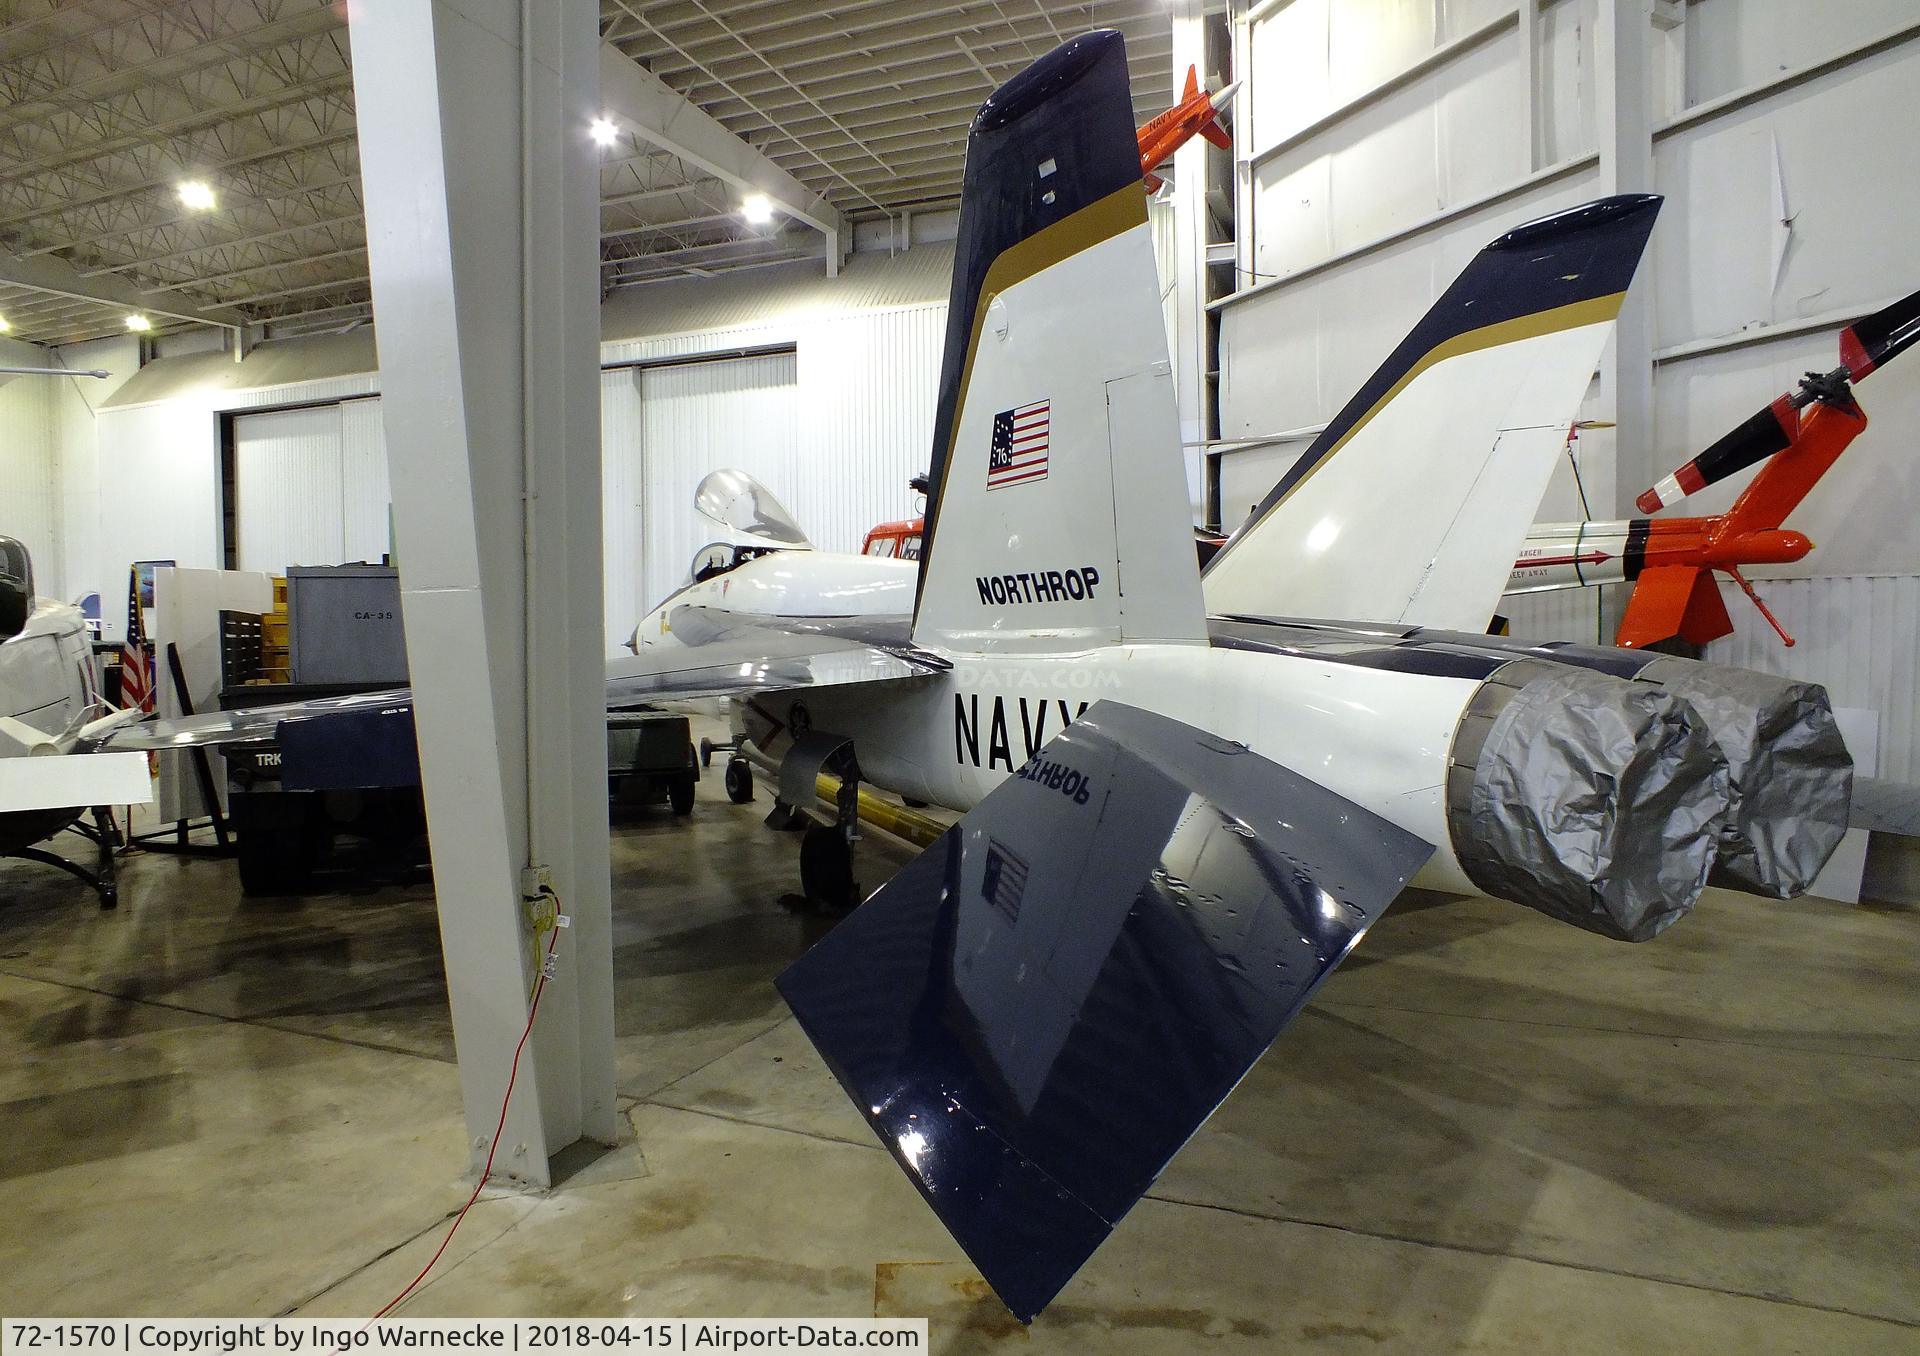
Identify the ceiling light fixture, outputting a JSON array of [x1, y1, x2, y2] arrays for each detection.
[[589, 116, 619, 147], [741, 193, 774, 224], [176, 180, 216, 211], [125, 314, 152, 332], [0, 315, 10, 333]]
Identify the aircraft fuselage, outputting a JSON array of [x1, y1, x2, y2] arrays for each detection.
[[737, 638, 1483, 897]]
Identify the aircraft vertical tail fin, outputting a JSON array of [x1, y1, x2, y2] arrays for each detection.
[[912, 31, 1206, 654], [1203, 195, 1661, 631]]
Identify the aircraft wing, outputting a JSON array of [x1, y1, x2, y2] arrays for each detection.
[[97, 688, 414, 752], [1850, 776, 1920, 838], [660, 605, 928, 660], [776, 700, 1433, 1321], [606, 620, 944, 709], [99, 620, 943, 751]]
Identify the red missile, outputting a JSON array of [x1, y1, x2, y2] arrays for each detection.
[[1138, 65, 1238, 193]]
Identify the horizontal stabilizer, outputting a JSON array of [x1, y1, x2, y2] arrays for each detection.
[[776, 701, 1432, 1321]]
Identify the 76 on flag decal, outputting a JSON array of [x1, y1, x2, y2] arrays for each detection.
[[988, 399, 1050, 490]]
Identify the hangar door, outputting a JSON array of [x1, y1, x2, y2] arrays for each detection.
[[621, 350, 799, 624], [231, 397, 391, 572]]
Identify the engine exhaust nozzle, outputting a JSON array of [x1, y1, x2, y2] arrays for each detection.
[[1631, 656, 1853, 898], [1447, 660, 1730, 941]]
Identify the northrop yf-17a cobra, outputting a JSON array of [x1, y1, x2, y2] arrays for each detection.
[[612, 30, 1853, 1318], [98, 31, 1856, 1322]]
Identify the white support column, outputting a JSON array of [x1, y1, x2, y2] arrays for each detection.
[[1519, 0, 1541, 173], [1170, 0, 1212, 524], [349, 0, 618, 1188], [1597, 0, 1657, 519]]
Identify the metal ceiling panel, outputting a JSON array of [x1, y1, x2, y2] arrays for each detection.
[[0, 1, 1171, 329]]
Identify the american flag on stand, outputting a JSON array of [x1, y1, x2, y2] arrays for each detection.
[[987, 398, 1050, 490], [120, 566, 153, 713], [121, 643, 153, 713]]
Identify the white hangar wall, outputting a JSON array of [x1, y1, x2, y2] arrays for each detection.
[[0, 336, 60, 600], [1218, 0, 1920, 778], [596, 245, 950, 649], [47, 245, 950, 654]]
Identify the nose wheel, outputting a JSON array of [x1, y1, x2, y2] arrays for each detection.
[[724, 756, 755, 803], [766, 732, 864, 911]]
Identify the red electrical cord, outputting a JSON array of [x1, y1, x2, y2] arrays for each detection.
[[368, 920, 563, 1320]]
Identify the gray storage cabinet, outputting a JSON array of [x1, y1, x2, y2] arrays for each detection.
[[287, 565, 409, 685]]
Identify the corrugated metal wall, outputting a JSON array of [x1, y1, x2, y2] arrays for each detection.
[[339, 396, 391, 561], [601, 368, 644, 653], [229, 397, 393, 574], [600, 300, 946, 623], [791, 305, 944, 552], [95, 399, 224, 628], [234, 404, 349, 571], [638, 352, 799, 611], [1704, 575, 1920, 783], [89, 364, 385, 641]]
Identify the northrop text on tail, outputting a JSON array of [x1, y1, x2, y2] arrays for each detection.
[[83, 29, 1861, 1324]]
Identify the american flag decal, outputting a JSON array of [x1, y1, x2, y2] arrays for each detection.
[[987, 399, 1050, 490]]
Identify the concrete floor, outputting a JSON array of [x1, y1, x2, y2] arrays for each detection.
[[1, 768, 1916, 1353]]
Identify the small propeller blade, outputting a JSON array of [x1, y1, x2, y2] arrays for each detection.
[[1636, 395, 1798, 514], [1638, 285, 1919, 514], [1839, 284, 1920, 380]]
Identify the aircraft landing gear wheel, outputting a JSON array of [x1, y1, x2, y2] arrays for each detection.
[[668, 771, 697, 816], [800, 825, 859, 910], [724, 757, 755, 804], [699, 738, 715, 769]]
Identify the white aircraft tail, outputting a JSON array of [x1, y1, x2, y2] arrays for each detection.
[[1203, 194, 1662, 631], [912, 31, 1205, 654]]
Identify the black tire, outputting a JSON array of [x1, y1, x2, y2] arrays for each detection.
[[699, 738, 715, 769], [724, 758, 755, 804], [800, 824, 858, 909], [668, 771, 697, 816]]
